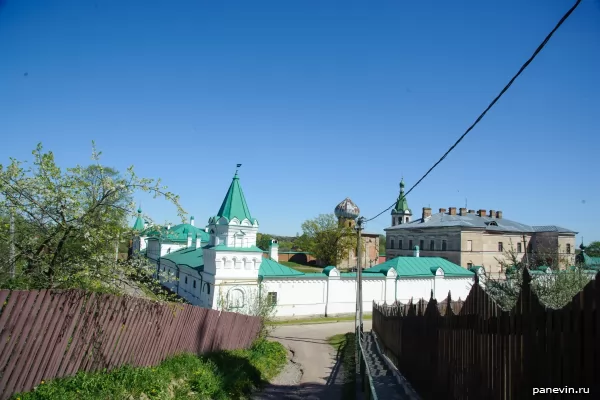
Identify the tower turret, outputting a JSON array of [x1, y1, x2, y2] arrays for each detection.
[[335, 198, 360, 228], [391, 178, 412, 226]]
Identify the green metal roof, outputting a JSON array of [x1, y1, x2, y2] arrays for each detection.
[[132, 209, 145, 231], [580, 252, 600, 267], [213, 173, 257, 224], [259, 258, 306, 277], [143, 223, 209, 243], [160, 247, 204, 270], [363, 257, 474, 278], [205, 244, 265, 253]]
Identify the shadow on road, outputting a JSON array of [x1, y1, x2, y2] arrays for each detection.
[[269, 336, 331, 345], [254, 340, 346, 400]]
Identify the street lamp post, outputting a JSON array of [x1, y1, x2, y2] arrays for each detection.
[[355, 216, 365, 333]]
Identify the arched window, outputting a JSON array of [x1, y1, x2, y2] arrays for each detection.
[[227, 288, 245, 309], [391, 239, 395, 249]]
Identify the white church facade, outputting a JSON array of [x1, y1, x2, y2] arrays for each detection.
[[131, 172, 476, 318]]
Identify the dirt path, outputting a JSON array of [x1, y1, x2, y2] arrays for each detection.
[[253, 320, 372, 400]]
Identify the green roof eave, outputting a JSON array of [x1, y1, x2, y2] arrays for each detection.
[[259, 258, 306, 277], [340, 272, 384, 279], [160, 247, 205, 270]]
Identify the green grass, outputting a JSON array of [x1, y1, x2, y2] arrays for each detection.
[[328, 332, 356, 400], [279, 261, 323, 273], [12, 339, 287, 400], [270, 314, 372, 326]]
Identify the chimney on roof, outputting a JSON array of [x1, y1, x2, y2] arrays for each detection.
[[269, 239, 279, 261], [496, 211, 503, 219], [449, 207, 457, 216], [489, 210, 495, 218], [190, 216, 195, 226], [167, 224, 171, 230], [459, 208, 467, 216], [187, 232, 192, 247], [414, 245, 420, 257], [439, 208, 446, 214], [422, 207, 432, 220], [196, 235, 200, 248], [478, 209, 487, 217]]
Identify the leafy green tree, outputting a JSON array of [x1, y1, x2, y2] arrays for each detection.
[[295, 213, 355, 267], [0, 142, 186, 296], [484, 241, 591, 310], [583, 241, 600, 257], [379, 234, 386, 254], [256, 233, 273, 251]]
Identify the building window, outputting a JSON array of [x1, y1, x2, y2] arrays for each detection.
[[409, 240, 413, 250], [267, 292, 278, 306], [517, 242, 522, 253], [193, 280, 197, 289], [498, 242, 503, 252], [466, 240, 472, 252], [419, 240, 424, 250], [391, 239, 395, 249], [185, 276, 188, 284], [467, 262, 473, 268], [442, 240, 447, 251], [430, 240, 435, 251], [398, 240, 403, 250]]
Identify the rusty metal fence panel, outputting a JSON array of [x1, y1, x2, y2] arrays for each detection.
[[0, 290, 262, 400]]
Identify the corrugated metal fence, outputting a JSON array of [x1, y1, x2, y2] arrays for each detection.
[[373, 269, 600, 400], [0, 289, 262, 399]]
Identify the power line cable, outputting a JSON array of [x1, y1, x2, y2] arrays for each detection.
[[365, 0, 582, 223]]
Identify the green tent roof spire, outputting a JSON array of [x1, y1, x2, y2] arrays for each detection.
[[133, 207, 145, 231], [392, 178, 411, 215], [214, 172, 256, 224]]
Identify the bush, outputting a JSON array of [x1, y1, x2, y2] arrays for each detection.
[[12, 339, 287, 400]]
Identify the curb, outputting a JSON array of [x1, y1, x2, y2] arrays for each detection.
[[370, 330, 421, 400]]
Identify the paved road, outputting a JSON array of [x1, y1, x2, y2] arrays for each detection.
[[254, 320, 372, 400]]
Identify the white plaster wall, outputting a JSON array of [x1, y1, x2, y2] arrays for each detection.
[[395, 278, 433, 304], [361, 279, 386, 311], [433, 277, 473, 302], [139, 236, 148, 251], [263, 279, 327, 317], [211, 220, 259, 248], [326, 279, 358, 315], [160, 243, 186, 256], [212, 250, 262, 280]]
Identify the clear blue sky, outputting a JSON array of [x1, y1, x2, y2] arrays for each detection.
[[1, 0, 599, 242]]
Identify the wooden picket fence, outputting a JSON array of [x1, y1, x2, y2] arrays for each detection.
[[373, 269, 600, 400], [0, 289, 262, 400]]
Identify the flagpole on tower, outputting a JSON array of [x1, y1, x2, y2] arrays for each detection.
[[236, 164, 242, 174]]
